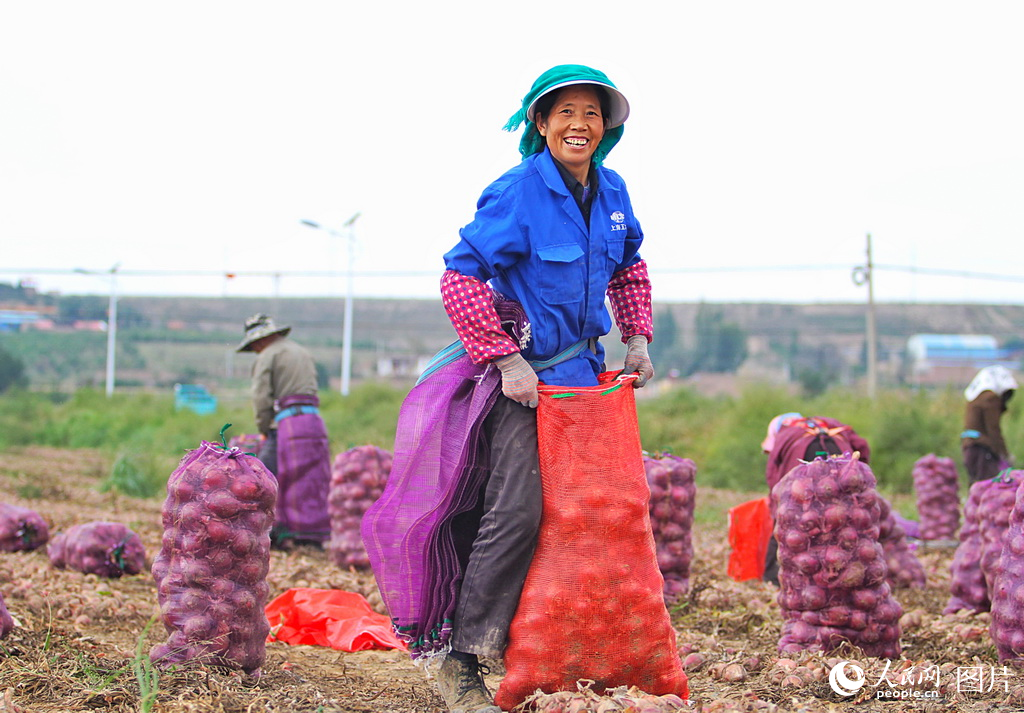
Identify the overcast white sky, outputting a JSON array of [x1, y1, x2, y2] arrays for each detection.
[[2, 2, 1023, 304]]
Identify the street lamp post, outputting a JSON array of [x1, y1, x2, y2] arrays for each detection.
[[300, 214, 361, 396], [75, 263, 119, 397]]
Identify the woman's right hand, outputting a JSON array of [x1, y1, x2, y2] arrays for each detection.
[[494, 353, 539, 408]]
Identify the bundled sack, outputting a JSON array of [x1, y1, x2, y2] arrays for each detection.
[[978, 470, 1024, 601], [0, 591, 13, 639], [150, 440, 277, 675], [774, 454, 902, 659], [0, 503, 49, 552], [495, 373, 688, 711], [227, 433, 262, 454], [877, 497, 927, 589], [912, 454, 961, 540], [644, 453, 696, 600], [48, 521, 146, 578], [328, 445, 392, 569], [945, 478, 996, 614], [989, 474, 1024, 662]]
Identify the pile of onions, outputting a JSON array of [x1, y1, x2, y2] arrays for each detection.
[[0, 591, 13, 639], [327, 445, 392, 569], [150, 441, 277, 675], [876, 496, 927, 589], [644, 453, 696, 601], [0, 503, 49, 552], [912, 454, 961, 540], [989, 471, 1024, 663], [773, 454, 902, 658], [48, 521, 146, 578], [978, 471, 1024, 600], [945, 479, 996, 614], [522, 683, 687, 712]]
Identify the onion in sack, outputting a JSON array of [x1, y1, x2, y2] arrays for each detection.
[[150, 441, 276, 675], [978, 471, 1024, 602], [327, 445, 392, 569], [912, 453, 961, 540], [47, 521, 146, 578], [0, 503, 49, 552], [644, 453, 696, 600], [945, 478, 996, 614], [774, 454, 901, 658], [989, 471, 1024, 662]]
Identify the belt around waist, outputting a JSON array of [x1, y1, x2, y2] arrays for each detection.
[[961, 429, 982, 439], [275, 405, 320, 422]]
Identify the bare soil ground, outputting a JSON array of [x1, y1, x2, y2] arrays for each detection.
[[0, 446, 1019, 712]]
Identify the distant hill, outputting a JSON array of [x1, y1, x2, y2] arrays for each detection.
[[4, 295, 1023, 394]]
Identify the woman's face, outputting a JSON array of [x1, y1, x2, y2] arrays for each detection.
[[535, 85, 606, 182]]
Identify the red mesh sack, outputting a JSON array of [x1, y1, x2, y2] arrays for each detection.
[[876, 496, 927, 589], [773, 454, 902, 659], [644, 453, 696, 600], [495, 373, 688, 710], [727, 497, 773, 582], [989, 474, 1024, 662], [945, 478, 995, 614], [0, 503, 49, 552], [150, 441, 277, 675], [47, 521, 146, 578], [912, 454, 960, 540], [328, 445, 392, 569], [0, 591, 13, 639]]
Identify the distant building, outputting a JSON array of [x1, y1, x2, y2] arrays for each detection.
[[906, 334, 1020, 386]]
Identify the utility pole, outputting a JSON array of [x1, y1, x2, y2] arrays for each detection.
[[852, 234, 878, 399]]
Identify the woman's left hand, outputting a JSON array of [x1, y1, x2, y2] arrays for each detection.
[[624, 335, 654, 388]]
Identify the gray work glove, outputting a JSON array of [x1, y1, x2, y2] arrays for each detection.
[[494, 353, 539, 408], [623, 335, 654, 388]]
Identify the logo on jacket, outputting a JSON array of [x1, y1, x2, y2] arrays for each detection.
[[611, 211, 625, 223]]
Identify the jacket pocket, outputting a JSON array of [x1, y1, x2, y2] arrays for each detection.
[[536, 243, 586, 305]]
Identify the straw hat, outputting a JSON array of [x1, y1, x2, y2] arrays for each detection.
[[236, 313, 291, 352]]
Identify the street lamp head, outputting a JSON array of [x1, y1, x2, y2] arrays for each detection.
[[300, 219, 321, 229], [343, 212, 361, 228]]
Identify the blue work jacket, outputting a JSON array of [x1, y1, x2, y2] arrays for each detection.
[[443, 148, 644, 387]]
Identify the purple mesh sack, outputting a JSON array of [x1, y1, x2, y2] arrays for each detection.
[[912, 454, 960, 540], [945, 478, 995, 614], [150, 441, 277, 675], [990, 474, 1024, 662], [774, 455, 902, 658], [979, 471, 1024, 601], [0, 503, 49, 552], [362, 295, 526, 659], [48, 521, 146, 578], [644, 453, 696, 601], [0, 591, 13, 639], [877, 496, 927, 589], [328, 445, 393, 569]]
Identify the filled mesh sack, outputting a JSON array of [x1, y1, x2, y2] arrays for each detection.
[[978, 471, 1024, 601], [0, 591, 13, 639], [989, 473, 1024, 662], [48, 521, 146, 578], [912, 454, 960, 540], [328, 445, 392, 569], [945, 478, 995, 614], [644, 453, 696, 601], [0, 503, 49, 552], [150, 441, 277, 675], [774, 454, 902, 658], [227, 433, 262, 454], [495, 373, 688, 711], [877, 496, 927, 589]]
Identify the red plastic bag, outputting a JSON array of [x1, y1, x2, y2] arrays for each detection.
[[496, 372, 688, 710], [265, 588, 408, 652], [727, 497, 773, 581]]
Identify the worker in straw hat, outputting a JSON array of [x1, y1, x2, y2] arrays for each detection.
[[236, 313, 331, 549], [362, 64, 655, 713]]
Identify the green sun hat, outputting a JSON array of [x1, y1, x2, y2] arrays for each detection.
[[502, 64, 630, 165]]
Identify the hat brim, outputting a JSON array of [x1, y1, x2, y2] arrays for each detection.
[[525, 80, 630, 128], [236, 326, 291, 352]]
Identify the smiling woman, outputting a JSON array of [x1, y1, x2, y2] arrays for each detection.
[[361, 63, 659, 713]]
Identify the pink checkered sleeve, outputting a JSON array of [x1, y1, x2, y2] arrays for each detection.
[[440, 270, 520, 364], [607, 259, 654, 344]]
